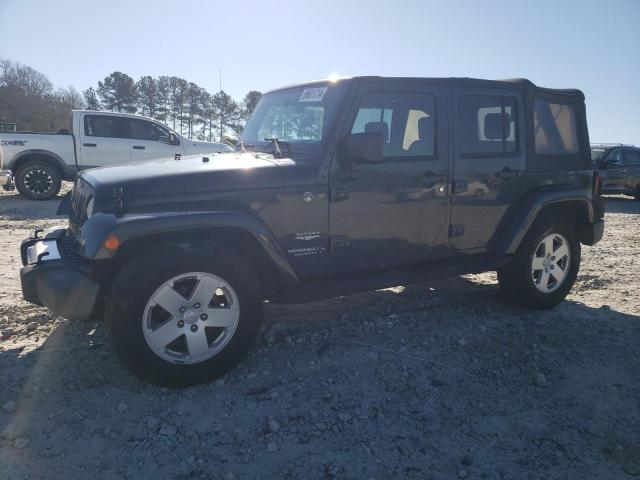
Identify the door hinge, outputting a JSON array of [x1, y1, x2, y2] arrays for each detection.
[[330, 235, 349, 251], [330, 187, 350, 203], [448, 225, 465, 238]]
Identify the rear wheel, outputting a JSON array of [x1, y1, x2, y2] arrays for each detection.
[[15, 160, 62, 200], [105, 242, 263, 387], [498, 212, 580, 309]]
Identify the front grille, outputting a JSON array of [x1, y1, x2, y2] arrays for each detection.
[[69, 178, 93, 239], [59, 234, 84, 267]]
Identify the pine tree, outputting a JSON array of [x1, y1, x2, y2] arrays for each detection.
[[83, 87, 100, 110], [212, 90, 238, 142], [97, 72, 137, 113], [136, 76, 158, 117]]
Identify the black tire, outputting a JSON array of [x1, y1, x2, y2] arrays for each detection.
[[497, 212, 580, 309], [15, 160, 62, 200], [105, 241, 263, 387]]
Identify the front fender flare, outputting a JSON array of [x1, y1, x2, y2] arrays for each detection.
[[78, 210, 300, 288], [489, 187, 594, 255]]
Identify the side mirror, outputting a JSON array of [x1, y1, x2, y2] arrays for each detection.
[[344, 132, 383, 164], [169, 133, 180, 146]]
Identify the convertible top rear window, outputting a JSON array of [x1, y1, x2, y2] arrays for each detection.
[[534, 99, 579, 155]]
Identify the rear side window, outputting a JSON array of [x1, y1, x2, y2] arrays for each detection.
[[84, 115, 128, 139], [623, 149, 640, 165], [351, 92, 436, 159], [534, 99, 579, 155], [458, 95, 517, 156]]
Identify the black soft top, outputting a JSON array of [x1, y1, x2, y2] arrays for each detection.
[[268, 76, 585, 101]]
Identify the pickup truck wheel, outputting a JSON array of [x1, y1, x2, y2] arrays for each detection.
[[497, 212, 580, 309], [15, 161, 62, 200], [105, 243, 263, 387]]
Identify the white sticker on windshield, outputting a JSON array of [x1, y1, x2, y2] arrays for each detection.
[[299, 87, 327, 103]]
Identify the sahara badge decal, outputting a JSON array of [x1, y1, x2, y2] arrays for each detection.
[[287, 231, 325, 257], [294, 231, 320, 241]]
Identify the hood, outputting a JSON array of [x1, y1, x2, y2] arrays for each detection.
[[80, 152, 293, 200], [183, 138, 233, 154]]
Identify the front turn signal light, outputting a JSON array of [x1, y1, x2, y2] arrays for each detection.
[[104, 235, 120, 251]]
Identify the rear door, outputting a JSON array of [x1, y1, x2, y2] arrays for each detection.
[[79, 114, 131, 167], [622, 149, 640, 194], [329, 83, 450, 267], [450, 90, 526, 251], [129, 118, 183, 162], [601, 149, 627, 193]]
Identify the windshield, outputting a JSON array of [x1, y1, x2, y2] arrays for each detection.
[[239, 83, 345, 152], [590, 147, 610, 163]]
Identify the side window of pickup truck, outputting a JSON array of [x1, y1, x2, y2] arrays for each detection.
[[459, 95, 517, 156], [351, 92, 436, 159], [623, 149, 640, 165], [129, 119, 173, 144], [84, 115, 129, 139]]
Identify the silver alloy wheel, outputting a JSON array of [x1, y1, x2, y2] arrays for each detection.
[[531, 233, 571, 293], [142, 272, 240, 364], [24, 168, 53, 195]]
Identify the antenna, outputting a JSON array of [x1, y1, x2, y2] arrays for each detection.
[[219, 68, 222, 92]]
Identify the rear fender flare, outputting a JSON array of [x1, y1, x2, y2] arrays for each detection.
[[10, 149, 69, 176], [490, 188, 594, 255]]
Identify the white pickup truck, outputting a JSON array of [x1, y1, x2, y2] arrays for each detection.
[[0, 110, 233, 199]]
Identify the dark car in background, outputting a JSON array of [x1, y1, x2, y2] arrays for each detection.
[[591, 144, 640, 200]]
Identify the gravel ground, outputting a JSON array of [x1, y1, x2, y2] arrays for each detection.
[[0, 186, 639, 480]]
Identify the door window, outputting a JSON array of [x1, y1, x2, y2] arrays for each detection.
[[458, 95, 517, 156], [623, 149, 640, 165], [351, 92, 436, 159], [129, 119, 173, 144], [84, 115, 129, 139]]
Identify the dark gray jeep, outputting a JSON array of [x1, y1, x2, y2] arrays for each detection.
[[19, 77, 605, 386]]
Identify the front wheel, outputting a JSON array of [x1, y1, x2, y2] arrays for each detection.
[[105, 242, 263, 387], [498, 212, 580, 309]]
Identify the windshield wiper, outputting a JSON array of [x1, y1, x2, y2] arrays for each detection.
[[263, 137, 290, 158]]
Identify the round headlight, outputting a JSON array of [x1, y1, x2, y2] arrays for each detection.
[[86, 197, 95, 217]]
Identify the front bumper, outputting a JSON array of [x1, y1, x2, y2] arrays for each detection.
[[0, 169, 14, 191], [579, 218, 605, 246], [20, 227, 100, 321]]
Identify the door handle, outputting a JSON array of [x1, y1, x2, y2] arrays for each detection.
[[496, 167, 522, 181], [132, 145, 146, 150], [83, 143, 97, 147]]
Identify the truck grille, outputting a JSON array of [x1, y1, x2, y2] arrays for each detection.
[[69, 178, 93, 239]]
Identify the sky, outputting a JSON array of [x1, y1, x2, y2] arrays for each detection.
[[1, 0, 639, 144]]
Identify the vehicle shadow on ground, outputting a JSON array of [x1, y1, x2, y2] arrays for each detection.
[[603, 196, 640, 214], [1, 276, 638, 478]]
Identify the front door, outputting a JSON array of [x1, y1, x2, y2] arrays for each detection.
[[79, 114, 131, 168], [329, 85, 450, 267], [450, 90, 527, 251]]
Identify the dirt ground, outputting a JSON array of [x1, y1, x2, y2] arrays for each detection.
[[0, 184, 638, 480]]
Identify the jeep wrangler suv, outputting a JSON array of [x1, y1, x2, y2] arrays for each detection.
[[19, 77, 605, 387]]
